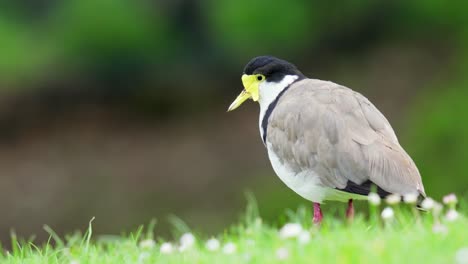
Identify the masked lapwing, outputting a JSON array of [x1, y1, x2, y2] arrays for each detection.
[[228, 56, 425, 224]]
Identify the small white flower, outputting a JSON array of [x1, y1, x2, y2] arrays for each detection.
[[381, 207, 394, 221], [368, 193, 381, 205], [279, 223, 303, 239], [222, 242, 237, 254], [160, 242, 174, 254], [139, 239, 156, 249], [455, 247, 468, 264], [205, 238, 220, 251], [421, 197, 435, 210], [445, 209, 459, 222], [70, 260, 80, 264], [403, 193, 418, 204], [443, 193, 458, 205], [385, 194, 401, 205], [276, 247, 289, 260], [298, 231, 311, 244], [180, 233, 196, 248], [432, 223, 448, 234]]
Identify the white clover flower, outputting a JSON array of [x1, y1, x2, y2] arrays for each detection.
[[381, 207, 394, 221], [139, 239, 156, 249], [276, 247, 289, 260], [403, 193, 418, 204], [445, 209, 459, 222], [421, 197, 435, 210], [222, 242, 237, 254], [432, 223, 448, 234], [180, 233, 196, 248], [160, 242, 174, 254], [443, 193, 458, 205], [205, 238, 220, 251], [368, 193, 381, 206], [279, 223, 303, 239], [179, 234, 196, 252], [298, 231, 311, 244], [455, 247, 468, 264], [385, 194, 401, 205]]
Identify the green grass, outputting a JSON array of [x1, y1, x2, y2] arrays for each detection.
[[1, 195, 468, 264]]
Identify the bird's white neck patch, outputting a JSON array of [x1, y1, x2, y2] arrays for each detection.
[[258, 75, 299, 140]]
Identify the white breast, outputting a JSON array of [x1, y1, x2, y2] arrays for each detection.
[[266, 143, 329, 203], [266, 143, 367, 203]]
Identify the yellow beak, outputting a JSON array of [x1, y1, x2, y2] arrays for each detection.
[[227, 74, 260, 111]]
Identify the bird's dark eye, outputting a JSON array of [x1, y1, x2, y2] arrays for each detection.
[[257, 75, 264, 81]]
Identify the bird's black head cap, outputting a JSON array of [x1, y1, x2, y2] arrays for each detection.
[[243, 56, 305, 82]]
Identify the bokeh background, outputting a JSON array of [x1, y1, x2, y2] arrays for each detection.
[[1, 0, 468, 243]]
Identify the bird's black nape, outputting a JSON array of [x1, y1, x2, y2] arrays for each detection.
[[243, 56, 305, 82]]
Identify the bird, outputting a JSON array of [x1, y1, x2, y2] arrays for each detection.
[[228, 56, 425, 224]]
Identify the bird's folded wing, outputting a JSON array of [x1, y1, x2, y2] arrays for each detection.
[[267, 79, 425, 196]]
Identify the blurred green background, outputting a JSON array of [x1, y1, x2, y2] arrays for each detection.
[[0, 0, 467, 242]]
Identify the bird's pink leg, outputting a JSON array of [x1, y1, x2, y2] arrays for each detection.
[[346, 199, 354, 221], [313, 202, 323, 224]]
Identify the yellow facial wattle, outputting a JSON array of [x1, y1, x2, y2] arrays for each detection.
[[227, 74, 264, 111]]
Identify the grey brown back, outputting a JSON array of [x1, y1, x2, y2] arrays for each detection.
[[266, 79, 425, 196]]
